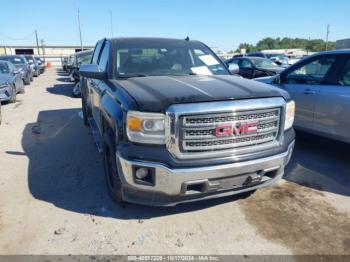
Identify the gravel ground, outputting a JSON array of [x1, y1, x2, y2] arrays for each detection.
[[0, 68, 349, 255]]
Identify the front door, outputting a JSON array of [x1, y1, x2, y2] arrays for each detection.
[[278, 55, 337, 131], [313, 56, 350, 142]]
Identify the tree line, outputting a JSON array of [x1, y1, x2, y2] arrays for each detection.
[[234, 37, 335, 53]]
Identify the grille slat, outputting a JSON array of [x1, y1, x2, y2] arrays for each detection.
[[180, 108, 281, 152], [183, 109, 279, 127]]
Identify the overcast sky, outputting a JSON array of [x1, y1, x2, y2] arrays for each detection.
[[0, 0, 349, 51]]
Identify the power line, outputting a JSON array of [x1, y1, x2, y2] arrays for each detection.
[[77, 8, 83, 51], [325, 24, 330, 51]]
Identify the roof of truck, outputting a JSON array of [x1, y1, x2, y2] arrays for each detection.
[[109, 37, 203, 46]]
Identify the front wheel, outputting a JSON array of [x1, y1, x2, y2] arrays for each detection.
[[81, 92, 91, 126], [103, 131, 124, 203], [72, 82, 81, 98], [9, 85, 16, 103]]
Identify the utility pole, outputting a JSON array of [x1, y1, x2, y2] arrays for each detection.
[[35, 30, 40, 55], [325, 24, 330, 51], [110, 10, 114, 37], [77, 8, 83, 51], [40, 39, 46, 55]]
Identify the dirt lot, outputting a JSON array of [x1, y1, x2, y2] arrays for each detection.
[[0, 68, 349, 255]]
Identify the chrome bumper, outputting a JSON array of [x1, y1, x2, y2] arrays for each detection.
[[116, 141, 295, 206]]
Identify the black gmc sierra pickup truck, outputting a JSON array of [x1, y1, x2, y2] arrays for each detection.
[[79, 37, 295, 206]]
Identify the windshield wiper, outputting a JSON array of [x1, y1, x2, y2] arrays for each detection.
[[117, 74, 148, 79]]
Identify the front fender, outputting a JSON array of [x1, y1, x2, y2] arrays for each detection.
[[100, 92, 124, 142]]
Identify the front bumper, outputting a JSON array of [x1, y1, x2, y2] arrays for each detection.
[[0, 86, 12, 101], [116, 140, 295, 206]]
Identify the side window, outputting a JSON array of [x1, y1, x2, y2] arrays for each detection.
[[339, 58, 350, 86], [240, 59, 252, 68], [98, 41, 110, 71], [285, 56, 336, 85], [92, 41, 103, 64]]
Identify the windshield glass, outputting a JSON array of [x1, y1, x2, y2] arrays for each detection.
[[115, 45, 228, 77], [77, 53, 92, 64], [24, 56, 34, 62], [250, 58, 279, 68], [0, 63, 10, 74], [0, 56, 26, 65]]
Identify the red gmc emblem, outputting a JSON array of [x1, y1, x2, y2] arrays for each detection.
[[215, 122, 258, 137]]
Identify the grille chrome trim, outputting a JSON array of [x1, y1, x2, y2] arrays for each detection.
[[166, 98, 286, 160]]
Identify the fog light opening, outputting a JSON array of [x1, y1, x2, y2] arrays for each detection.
[[133, 166, 155, 186], [135, 167, 148, 179]]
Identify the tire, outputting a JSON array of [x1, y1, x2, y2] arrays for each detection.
[[9, 85, 16, 103], [103, 131, 124, 203], [24, 76, 30, 85], [81, 93, 91, 126], [72, 82, 81, 98]]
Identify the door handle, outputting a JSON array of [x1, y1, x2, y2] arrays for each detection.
[[304, 89, 316, 95]]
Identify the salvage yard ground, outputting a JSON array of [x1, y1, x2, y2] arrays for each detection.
[[0, 68, 349, 255]]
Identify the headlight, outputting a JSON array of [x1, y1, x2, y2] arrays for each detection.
[[284, 100, 295, 130], [126, 111, 165, 144], [0, 82, 9, 89]]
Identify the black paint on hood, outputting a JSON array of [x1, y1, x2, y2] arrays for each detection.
[[112, 75, 290, 112]]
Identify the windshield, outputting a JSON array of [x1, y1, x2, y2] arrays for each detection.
[[24, 56, 34, 62], [115, 45, 228, 77], [0, 56, 26, 65], [77, 53, 92, 64], [0, 63, 10, 74], [250, 58, 279, 68]]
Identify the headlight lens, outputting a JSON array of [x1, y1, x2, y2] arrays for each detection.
[[284, 100, 295, 130], [127, 111, 165, 144], [0, 82, 9, 89]]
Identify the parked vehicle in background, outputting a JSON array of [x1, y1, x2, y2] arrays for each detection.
[[65, 54, 75, 73], [246, 52, 289, 67], [71, 50, 93, 97], [24, 55, 40, 77], [62, 57, 69, 71], [0, 55, 32, 84], [0, 61, 25, 103], [226, 57, 284, 79], [34, 56, 46, 73], [79, 37, 295, 206], [255, 49, 350, 144]]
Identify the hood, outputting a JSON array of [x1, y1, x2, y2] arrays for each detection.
[[113, 75, 289, 112], [0, 74, 11, 83]]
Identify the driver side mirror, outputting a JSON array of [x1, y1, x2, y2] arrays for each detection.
[[79, 64, 106, 79], [228, 64, 239, 75], [13, 70, 20, 75]]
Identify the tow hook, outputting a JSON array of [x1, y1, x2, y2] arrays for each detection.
[[243, 171, 264, 186]]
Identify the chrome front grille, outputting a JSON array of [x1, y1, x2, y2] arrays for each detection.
[[180, 108, 281, 152], [165, 98, 286, 159], [183, 110, 279, 126]]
